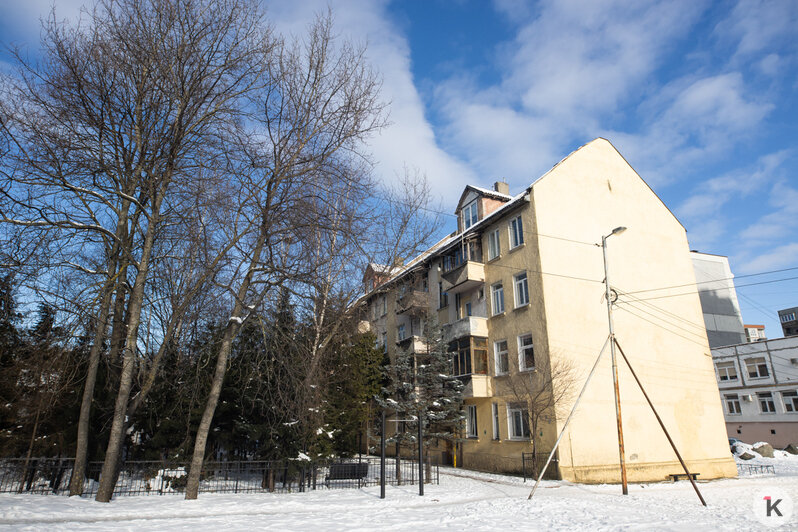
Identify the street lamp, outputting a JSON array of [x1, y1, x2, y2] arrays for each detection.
[[602, 226, 628, 495]]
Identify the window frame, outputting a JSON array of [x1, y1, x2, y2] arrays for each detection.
[[758, 392, 776, 414], [518, 333, 535, 371], [782, 390, 798, 413], [492, 403, 500, 440], [715, 361, 738, 382], [466, 405, 478, 438], [509, 215, 524, 249], [745, 357, 770, 379], [491, 282, 505, 315], [507, 404, 530, 440], [487, 229, 501, 260], [514, 271, 529, 308], [494, 339, 509, 376], [724, 393, 741, 415], [397, 323, 406, 342], [463, 200, 478, 230]]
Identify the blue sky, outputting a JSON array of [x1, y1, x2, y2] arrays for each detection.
[[1, 0, 797, 337]]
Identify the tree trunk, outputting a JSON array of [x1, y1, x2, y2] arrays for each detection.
[[68, 280, 114, 496], [184, 319, 240, 499], [184, 228, 268, 499], [19, 403, 42, 493], [95, 201, 161, 503]]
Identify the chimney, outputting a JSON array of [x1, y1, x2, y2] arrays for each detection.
[[494, 181, 509, 195]]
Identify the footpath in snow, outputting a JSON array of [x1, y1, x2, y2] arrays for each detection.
[[1, 457, 796, 530]]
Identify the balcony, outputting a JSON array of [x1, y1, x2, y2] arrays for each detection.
[[443, 316, 488, 341], [396, 289, 429, 315], [463, 375, 492, 398], [442, 261, 485, 295], [396, 335, 428, 354]]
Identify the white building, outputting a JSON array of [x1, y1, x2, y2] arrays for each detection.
[[713, 336, 798, 447]]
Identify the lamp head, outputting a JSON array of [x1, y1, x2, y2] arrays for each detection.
[[610, 226, 627, 236]]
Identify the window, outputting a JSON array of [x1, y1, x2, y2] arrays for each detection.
[[494, 340, 509, 375], [491, 283, 504, 315], [366, 279, 374, 292], [492, 403, 500, 440], [397, 324, 406, 342], [488, 229, 500, 260], [781, 312, 796, 323], [745, 357, 769, 379], [455, 293, 462, 320], [466, 405, 478, 438], [463, 201, 478, 230], [509, 215, 524, 249], [449, 337, 488, 376], [450, 338, 472, 376], [514, 272, 529, 307], [725, 394, 741, 415], [381, 295, 387, 316], [758, 392, 776, 414], [438, 282, 448, 309], [518, 334, 534, 371], [372, 301, 378, 320], [715, 361, 738, 382], [783, 391, 798, 413], [465, 301, 472, 317], [381, 332, 387, 353], [508, 404, 530, 439]]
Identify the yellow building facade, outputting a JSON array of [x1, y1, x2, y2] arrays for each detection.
[[362, 138, 737, 483]]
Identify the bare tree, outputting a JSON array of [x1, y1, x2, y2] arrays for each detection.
[[182, 12, 388, 498], [503, 352, 576, 478], [1, 0, 271, 501]]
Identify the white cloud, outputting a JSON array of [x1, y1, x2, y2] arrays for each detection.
[[431, 0, 713, 191], [265, 0, 476, 204], [737, 243, 798, 274]]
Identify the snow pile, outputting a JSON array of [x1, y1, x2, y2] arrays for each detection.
[[732, 440, 798, 475]]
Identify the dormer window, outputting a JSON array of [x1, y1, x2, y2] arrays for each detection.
[[462, 200, 478, 229]]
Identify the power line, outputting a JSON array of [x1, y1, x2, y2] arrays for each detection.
[[616, 289, 707, 333], [616, 306, 710, 349], [623, 266, 798, 296], [629, 275, 798, 303], [616, 298, 709, 342]]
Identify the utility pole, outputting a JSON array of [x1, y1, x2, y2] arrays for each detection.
[[602, 226, 628, 495]]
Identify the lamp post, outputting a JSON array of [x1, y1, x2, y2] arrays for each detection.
[[602, 226, 628, 495]]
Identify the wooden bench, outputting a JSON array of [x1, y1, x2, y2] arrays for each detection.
[[325, 462, 369, 487], [669, 473, 699, 482]]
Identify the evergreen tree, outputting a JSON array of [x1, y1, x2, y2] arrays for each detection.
[[325, 331, 383, 456]]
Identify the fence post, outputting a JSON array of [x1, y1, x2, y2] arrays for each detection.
[[380, 410, 386, 499]]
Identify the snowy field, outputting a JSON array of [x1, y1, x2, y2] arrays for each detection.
[[0, 459, 796, 531]]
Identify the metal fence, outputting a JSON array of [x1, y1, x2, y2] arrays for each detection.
[[0, 456, 438, 497], [736, 463, 775, 476], [521, 452, 558, 482]]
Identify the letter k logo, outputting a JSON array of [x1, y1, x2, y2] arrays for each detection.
[[764, 496, 783, 517]]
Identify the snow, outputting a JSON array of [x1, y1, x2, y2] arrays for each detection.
[[228, 316, 243, 324], [2, 457, 797, 530]]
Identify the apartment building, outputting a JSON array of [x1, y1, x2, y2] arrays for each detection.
[[690, 252, 746, 347], [779, 307, 798, 337], [713, 336, 798, 447], [745, 324, 766, 343], [361, 138, 736, 483]]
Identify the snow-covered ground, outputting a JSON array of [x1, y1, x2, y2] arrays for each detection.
[[0, 460, 796, 530]]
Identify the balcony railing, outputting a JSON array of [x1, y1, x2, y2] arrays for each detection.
[[441, 261, 485, 294], [463, 375, 492, 398], [443, 316, 488, 341], [396, 335, 428, 354], [396, 289, 428, 315]]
